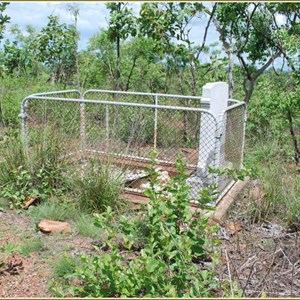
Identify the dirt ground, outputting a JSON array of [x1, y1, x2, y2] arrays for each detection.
[[218, 186, 300, 297], [0, 186, 299, 298], [0, 210, 94, 297]]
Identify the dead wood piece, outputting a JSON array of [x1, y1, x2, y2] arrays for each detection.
[[23, 196, 39, 209]]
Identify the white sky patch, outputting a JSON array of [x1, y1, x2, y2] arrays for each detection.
[[275, 14, 286, 26]]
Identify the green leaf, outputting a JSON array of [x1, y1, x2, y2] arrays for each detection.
[[145, 258, 159, 273]]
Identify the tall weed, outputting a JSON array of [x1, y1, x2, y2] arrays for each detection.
[[73, 158, 124, 212]]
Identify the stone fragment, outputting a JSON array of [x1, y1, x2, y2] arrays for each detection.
[[38, 220, 71, 234]]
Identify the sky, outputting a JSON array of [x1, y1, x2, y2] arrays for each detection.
[[4, 1, 220, 52]]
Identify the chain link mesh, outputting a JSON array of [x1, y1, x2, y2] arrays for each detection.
[[22, 91, 245, 202], [217, 103, 246, 193], [25, 98, 81, 156]]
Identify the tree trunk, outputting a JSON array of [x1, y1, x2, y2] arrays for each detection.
[[227, 50, 234, 98], [74, 14, 80, 89], [115, 35, 121, 91], [287, 110, 300, 164], [51, 69, 57, 85]]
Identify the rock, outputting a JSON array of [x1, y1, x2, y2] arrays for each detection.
[[225, 221, 243, 235], [38, 220, 71, 234], [140, 169, 171, 192]]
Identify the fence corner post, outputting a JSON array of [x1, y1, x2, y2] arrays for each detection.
[[202, 82, 228, 117], [198, 82, 229, 182]]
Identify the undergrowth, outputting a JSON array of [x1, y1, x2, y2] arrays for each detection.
[[74, 214, 102, 239], [27, 199, 78, 223], [0, 129, 69, 208], [244, 137, 300, 228], [51, 154, 224, 297]]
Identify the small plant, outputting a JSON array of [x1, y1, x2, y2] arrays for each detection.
[[73, 158, 124, 213], [27, 199, 78, 222], [56, 153, 222, 297], [75, 214, 102, 239], [52, 254, 77, 278], [20, 237, 45, 256]]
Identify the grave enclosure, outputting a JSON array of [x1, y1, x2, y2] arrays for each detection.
[[20, 82, 246, 205]]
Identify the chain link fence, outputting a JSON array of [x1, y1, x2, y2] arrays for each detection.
[[21, 89, 246, 202]]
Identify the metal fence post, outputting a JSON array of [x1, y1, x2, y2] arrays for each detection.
[[105, 105, 110, 140], [154, 95, 158, 150], [20, 99, 29, 155], [80, 96, 86, 152]]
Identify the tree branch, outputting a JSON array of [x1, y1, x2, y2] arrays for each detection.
[[196, 3, 217, 60]]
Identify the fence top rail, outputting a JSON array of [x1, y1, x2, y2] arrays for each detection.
[[228, 98, 240, 104], [22, 95, 217, 120], [223, 100, 246, 112], [30, 90, 81, 97], [83, 89, 207, 102]]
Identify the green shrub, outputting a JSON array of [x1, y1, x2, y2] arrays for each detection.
[[56, 154, 221, 297]]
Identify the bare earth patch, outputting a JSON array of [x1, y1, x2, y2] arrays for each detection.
[[0, 209, 94, 297], [218, 188, 300, 297]]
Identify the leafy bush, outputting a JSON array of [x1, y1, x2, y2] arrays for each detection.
[[56, 154, 221, 297]]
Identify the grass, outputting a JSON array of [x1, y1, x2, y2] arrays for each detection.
[[0, 135, 27, 186], [51, 254, 77, 278], [20, 237, 45, 256], [75, 214, 102, 239], [0, 238, 44, 257], [244, 137, 300, 228], [27, 199, 78, 223], [0, 197, 10, 211], [73, 158, 124, 213]]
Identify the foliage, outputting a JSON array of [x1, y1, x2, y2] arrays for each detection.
[[209, 166, 253, 182], [0, 131, 68, 208], [106, 2, 137, 90], [247, 72, 300, 164], [0, 25, 37, 76], [0, 2, 10, 42], [32, 15, 77, 84], [213, 2, 300, 102], [56, 154, 221, 297]]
